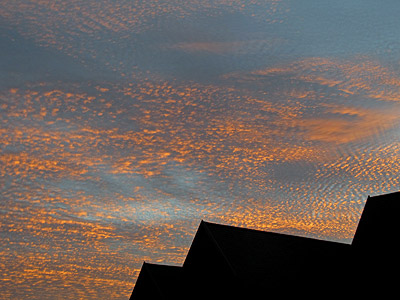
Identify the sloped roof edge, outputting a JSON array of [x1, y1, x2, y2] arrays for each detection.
[[352, 190, 400, 248], [199, 220, 239, 276], [200, 219, 349, 246]]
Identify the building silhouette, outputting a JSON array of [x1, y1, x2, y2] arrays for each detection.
[[130, 191, 400, 299]]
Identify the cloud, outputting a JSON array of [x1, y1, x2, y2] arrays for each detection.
[[224, 56, 400, 102], [299, 104, 400, 144], [168, 38, 286, 55]]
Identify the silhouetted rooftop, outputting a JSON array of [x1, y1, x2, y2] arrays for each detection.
[[184, 220, 350, 277], [130, 191, 400, 299], [353, 191, 400, 251], [129, 263, 183, 300]]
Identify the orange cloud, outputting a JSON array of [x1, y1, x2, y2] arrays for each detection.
[[298, 104, 400, 144], [228, 56, 400, 102]]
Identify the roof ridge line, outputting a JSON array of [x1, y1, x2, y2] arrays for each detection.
[[202, 220, 348, 245], [368, 190, 400, 198], [201, 221, 238, 277]]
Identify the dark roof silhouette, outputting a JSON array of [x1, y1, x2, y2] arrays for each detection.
[[130, 191, 400, 299], [352, 191, 400, 251], [129, 263, 184, 299]]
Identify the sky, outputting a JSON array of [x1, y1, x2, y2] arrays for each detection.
[[1, 0, 400, 299]]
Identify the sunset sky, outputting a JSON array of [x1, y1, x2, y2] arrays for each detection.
[[1, 1, 400, 299]]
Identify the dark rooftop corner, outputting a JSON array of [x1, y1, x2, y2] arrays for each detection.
[[129, 191, 400, 299], [129, 263, 184, 300], [352, 191, 400, 251]]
